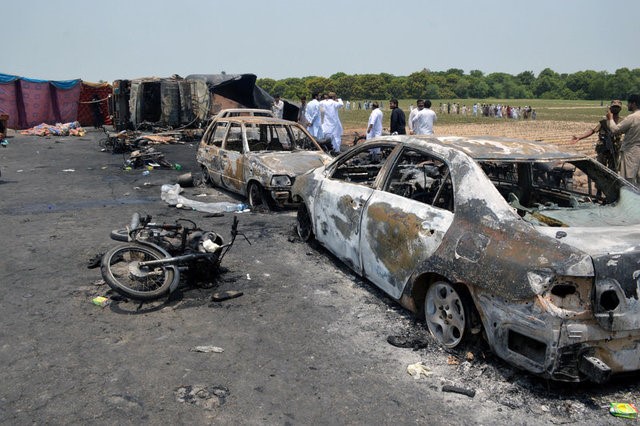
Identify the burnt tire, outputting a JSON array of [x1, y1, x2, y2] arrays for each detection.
[[110, 228, 129, 242], [424, 281, 472, 349], [101, 244, 178, 301], [296, 203, 314, 242], [248, 182, 273, 210]]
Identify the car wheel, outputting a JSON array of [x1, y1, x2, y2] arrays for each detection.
[[201, 166, 214, 187], [248, 182, 271, 210], [424, 281, 471, 348], [296, 204, 314, 241]]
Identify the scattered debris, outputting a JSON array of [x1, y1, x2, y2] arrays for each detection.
[[442, 385, 476, 398], [447, 355, 460, 365], [161, 183, 248, 214], [610, 403, 638, 419], [211, 290, 243, 302], [62, 169, 75, 172], [190, 346, 224, 353], [406, 362, 432, 379], [174, 385, 229, 410], [386, 335, 429, 350], [465, 351, 474, 362], [87, 253, 104, 269], [20, 121, 85, 137], [92, 296, 110, 307]]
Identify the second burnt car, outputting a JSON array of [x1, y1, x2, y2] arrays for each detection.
[[292, 135, 640, 383], [197, 114, 332, 209]]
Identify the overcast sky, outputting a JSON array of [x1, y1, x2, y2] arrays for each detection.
[[4, 0, 638, 82]]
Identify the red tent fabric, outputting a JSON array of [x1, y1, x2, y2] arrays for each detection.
[[77, 82, 112, 127], [0, 73, 82, 129]]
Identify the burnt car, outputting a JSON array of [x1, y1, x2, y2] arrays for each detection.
[[292, 135, 640, 383], [197, 115, 332, 209]]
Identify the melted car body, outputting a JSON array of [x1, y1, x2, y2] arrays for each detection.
[[197, 115, 332, 209], [292, 135, 640, 382]]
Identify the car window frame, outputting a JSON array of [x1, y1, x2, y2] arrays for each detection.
[[325, 142, 399, 189], [381, 146, 455, 212]]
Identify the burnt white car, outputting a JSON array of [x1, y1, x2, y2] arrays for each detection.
[[197, 116, 332, 209], [292, 135, 640, 382]]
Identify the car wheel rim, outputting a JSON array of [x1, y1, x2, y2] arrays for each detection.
[[425, 282, 466, 348]]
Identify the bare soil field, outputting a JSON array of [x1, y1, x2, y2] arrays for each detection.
[[344, 120, 598, 156]]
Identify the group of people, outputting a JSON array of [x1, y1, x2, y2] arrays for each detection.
[[572, 95, 640, 185], [290, 94, 439, 153], [292, 92, 345, 155], [365, 99, 437, 140]]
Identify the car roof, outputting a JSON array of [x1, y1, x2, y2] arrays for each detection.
[[215, 116, 298, 125], [375, 135, 588, 161], [215, 108, 274, 117]]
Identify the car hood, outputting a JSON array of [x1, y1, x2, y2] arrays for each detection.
[[248, 151, 332, 176]]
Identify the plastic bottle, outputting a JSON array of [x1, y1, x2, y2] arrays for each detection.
[[224, 203, 247, 212]]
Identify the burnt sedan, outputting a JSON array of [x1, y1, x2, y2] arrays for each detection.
[[197, 116, 332, 209], [292, 135, 640, 383]]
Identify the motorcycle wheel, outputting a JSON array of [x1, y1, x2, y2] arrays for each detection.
[[109, 228, 129, 242], [101, 244, 178, 301]]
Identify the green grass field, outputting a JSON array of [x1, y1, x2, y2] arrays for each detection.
[[338, 99, 612, 130]]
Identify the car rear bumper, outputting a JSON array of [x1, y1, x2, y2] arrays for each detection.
[[474, 291, 640, 382]]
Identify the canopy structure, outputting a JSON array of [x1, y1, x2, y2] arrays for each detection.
[[0, 73, 82, 129]]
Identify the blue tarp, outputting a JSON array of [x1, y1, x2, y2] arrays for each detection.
[[0, 72, 81, 89]]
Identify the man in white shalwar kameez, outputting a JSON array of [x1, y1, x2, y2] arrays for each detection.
[[305, 93, 323, 139], [320, 92, 344, 154]]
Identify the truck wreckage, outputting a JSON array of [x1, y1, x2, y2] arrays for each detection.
[[292, 135, 640, 383]]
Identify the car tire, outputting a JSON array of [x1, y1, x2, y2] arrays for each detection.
[[424, 281, 472, 348], [201, 166, 214, 187], [296, 204, 314, 241], [248, 182, 272, 210]]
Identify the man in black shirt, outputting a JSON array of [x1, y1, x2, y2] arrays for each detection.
[[389, 99, 406, 135]]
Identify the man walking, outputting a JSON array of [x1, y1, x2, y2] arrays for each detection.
[[608, 94, 640, 184], [389, 99, 406, 135], [366, 102, 383, 140], [305, 93, 322, 139], [410, 99, 437, 135], [320, 92, 344, 154]]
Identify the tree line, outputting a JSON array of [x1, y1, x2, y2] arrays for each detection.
[[256, 68, 640, 101]]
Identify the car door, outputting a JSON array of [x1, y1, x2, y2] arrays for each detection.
[[219, 122, 246, 192], [359, 148, 455, 299], [313, 144, 396, 274], [198, 121, 228, 186]]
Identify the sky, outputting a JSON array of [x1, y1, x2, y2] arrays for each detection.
[[4, 0, 639, 83]]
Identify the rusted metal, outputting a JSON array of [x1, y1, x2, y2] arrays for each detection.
[[197, 114, 331, 208]]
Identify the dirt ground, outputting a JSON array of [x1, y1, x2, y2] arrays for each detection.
[[0, 126, 638, 425]]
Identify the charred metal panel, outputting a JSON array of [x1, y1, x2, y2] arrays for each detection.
[[360, 198, 453, 299]]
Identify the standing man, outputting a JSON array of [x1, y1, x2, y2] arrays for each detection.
[[607, 94, 640, 184], [366, 102, 383, 140], [410, 99, 437, 135], [571, 100, 623, 171], [389, 99, 406, 135], [297, 96, 309, 127], [320, 92, 344, 155], [272, 95, 284, 119], [305, 92, 322, 139]]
